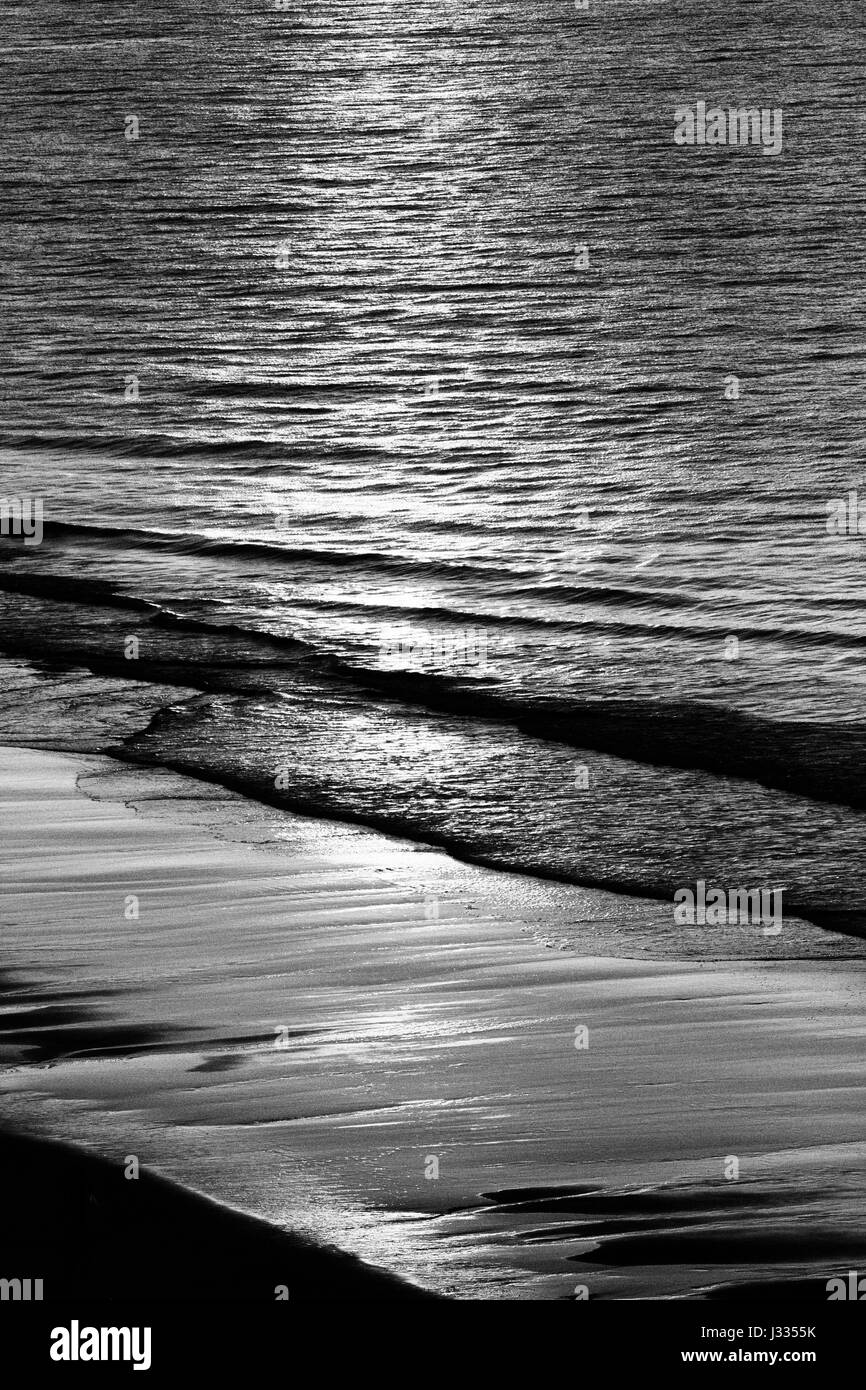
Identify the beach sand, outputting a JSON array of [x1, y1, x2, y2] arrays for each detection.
[[0, 746, 863, 1300], [0, 1127, 437, 1301]]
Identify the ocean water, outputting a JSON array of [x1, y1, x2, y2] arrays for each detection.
[[3, 0, 866, 945], [2, 0, 866, 1303]]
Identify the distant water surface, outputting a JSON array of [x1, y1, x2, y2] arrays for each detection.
[[2, 0, 866, 940]]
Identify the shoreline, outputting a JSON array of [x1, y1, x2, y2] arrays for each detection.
[[1, 744, 864, 1299], [2, 655, 864, 958], [0, 1127, 438, 1301]]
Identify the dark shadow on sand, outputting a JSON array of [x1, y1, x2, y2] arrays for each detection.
[[0, 969, 179, 1063], [575, 1231, 866, 1266], [0, 1129, 440, 1301]]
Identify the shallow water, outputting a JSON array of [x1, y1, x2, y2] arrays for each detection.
[[1, 0, 864, 1298], [3, 0, 866, 933]]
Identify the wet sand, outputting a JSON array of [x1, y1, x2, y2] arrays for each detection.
[[0, 1127, 437, 1301], [0, 747, 863, 1299]]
